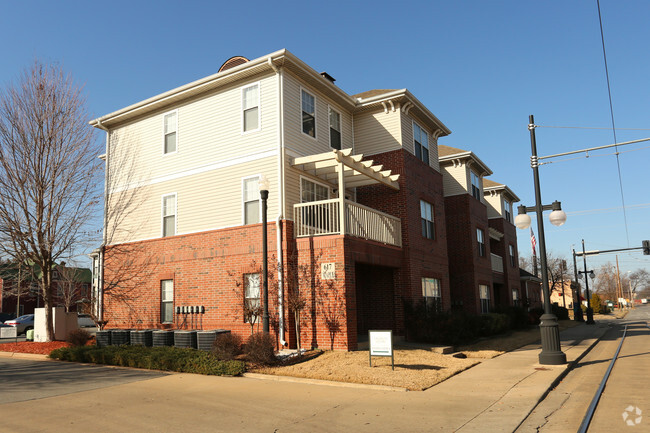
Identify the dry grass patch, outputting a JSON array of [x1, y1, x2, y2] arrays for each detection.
[[252, 349, 478, 391]]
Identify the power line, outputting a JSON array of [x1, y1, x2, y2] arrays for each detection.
[[536, 125, 650, 131], [597, 0, 630, 247]]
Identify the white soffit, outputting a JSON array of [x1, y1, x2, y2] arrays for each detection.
[[292, 148, 400, 190]]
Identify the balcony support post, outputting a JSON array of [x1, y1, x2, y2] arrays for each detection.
[[337, 161, 346, 236]]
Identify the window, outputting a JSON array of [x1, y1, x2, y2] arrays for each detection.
[[422, 278, 442, 313], [301, 178, 329, 203], [162, 194, 176, 237], [243, 177, 260, 224], [413, 122, 429, 164], [244, 273, 261, 323], [504, 199, 512, 222], [420, 200, 435, 239], [479, 284, 490, 313], [329, 107, 341, 150], [512, 288, 520, 307], [161, 280, 174, 323], [509, 244, 516, 267], [242, 84, 260, 132], [163, 111, 177, 154], [470, 171, 481, 200], [477, 228, 485, 257], [301, 90, 316, 138]]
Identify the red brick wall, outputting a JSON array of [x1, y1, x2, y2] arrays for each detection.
[[444, 194, 493, 313], [488, 217, 522, 306], [356, 149, 451, 322]]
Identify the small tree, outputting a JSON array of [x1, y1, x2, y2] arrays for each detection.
[[590, 293, 603, 314], [0, 61, 102, 341], [228, 258, 277, 335]]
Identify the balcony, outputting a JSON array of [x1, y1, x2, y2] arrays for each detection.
[[294, 199, 402, 247], [491, 253, 504, 273]]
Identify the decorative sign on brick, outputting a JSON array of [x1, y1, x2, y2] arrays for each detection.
[[321, 262, 336, 280], [369, 330, 394, 370]]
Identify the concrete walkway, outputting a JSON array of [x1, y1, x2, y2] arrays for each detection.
[[0, 319, 615, 432]]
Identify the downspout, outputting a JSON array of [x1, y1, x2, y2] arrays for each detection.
[[268, 57, 287, 346], [95, 120, 110, 323]]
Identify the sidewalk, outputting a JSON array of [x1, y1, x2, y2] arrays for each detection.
[[426, 318, 613, 432]]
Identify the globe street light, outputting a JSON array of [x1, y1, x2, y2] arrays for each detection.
[[515, 114, 567, 365], [258, 174, 270, 333]]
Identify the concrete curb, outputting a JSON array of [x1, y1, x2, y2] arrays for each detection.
[[243, 372, 407, 392], [0, 351, 50, 361]]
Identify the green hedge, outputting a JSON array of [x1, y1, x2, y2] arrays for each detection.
[[404, 300, 530, 346], [49, 345, 246, 376]]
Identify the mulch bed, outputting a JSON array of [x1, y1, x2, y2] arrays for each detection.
[[0, 341, 71, 355]]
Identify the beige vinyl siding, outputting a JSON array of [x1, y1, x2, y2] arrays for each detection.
[[107, 155, 279, 245], [440, 163, 468, 197], [484, 192, 501, 219], [282, 73, 353, 157], [108, 73, 278, 190], [353, 109, 401, 157], [401, 113, 440, 172]]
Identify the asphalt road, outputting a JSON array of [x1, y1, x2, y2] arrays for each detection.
[[517, 305, 650, 432], [0, 358, 167, 404]]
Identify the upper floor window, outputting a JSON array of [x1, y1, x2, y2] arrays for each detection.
[[329, 107, 341, 150], [470, 171, 481, 200], [242, 84, 260, 132], [301, 90, 316, 138], [422, 277, 442, 313], [504, 199, 512, 222], [162, 194, 176, 237], [163, 111, 177, 154], [477, 228, 485, 257], [479, 284, 490, 313], [161, 280, 174, 323], [413, 122, 429, 164], [243, 177, 260, 224], [420, 200, 435, 240], [301, 178, 329, 203], [509, 244, 516, 267]]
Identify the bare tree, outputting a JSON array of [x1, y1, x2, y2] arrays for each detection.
[[55, 262, 83, 313], [0, 61, 102, 341], [0, 257, 34, 317]]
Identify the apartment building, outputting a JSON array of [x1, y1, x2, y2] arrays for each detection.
[[90, 49, 519, 350]]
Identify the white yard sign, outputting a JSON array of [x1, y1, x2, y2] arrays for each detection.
[[369, 330, 394, 370]]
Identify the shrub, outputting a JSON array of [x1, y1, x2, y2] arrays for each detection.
[[49, 345, 246, 376], [212, 332, 243, 361], [244, 332, 276, 365], [67, 328, 92, 347], [590, 294, 603, 314], [478, 313, 511, 337], [551, 304, 569, 320], [492, 306, 530, 330]]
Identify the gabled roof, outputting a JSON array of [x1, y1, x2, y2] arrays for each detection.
[[520, 268, 541, 282], [483, 179, 520, 202], [437, 145, 493, 176]]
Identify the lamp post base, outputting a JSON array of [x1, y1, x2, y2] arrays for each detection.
[[538, 313, 567, 365], [573, 306, 584, 322], [585, 308, 595, 325]]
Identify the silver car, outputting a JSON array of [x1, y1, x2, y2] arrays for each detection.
[[4, 314, 34, 334]]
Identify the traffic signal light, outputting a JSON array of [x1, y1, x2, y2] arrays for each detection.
[[643, 240, 650, 255]]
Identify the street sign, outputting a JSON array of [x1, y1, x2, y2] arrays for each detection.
[[369, 330, 394, 370]]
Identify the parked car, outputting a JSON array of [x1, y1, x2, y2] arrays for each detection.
[[77, 314, 96, 328], [4, 314, 34, 334], [0, 313, 16, 323], [642, 298, 648, 304]]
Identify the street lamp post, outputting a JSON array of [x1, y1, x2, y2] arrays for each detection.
[[571, 246, 584, 322], [578, 239, 595, 325], [259, 175, 270, 333], [513, 115, 567, 365]]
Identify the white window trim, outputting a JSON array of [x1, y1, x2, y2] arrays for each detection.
[[241, 175, 262, 225], [328, 105, 342, 149], [300, 87, 318, 141], [162, 109, 178, 156], [412, 121, 430, 164], [470, 170, 482, 201], [241, 82, 261, 135], [161, 279, 174, 324], [161, 193, 178, 238], [299, 175, 331, 203]]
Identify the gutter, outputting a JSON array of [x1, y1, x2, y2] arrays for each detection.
[[269, 57, 287, 347], [95, 120, 110, 323]]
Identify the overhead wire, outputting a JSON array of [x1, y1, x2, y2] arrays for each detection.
[[597, 0, 630, 246]]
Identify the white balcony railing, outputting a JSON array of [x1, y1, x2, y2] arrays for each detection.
[[491, 253, 504, 273], [294, 199, 402, 247]]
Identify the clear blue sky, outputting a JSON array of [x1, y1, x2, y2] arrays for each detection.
[[2, 0, 648, 275]]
